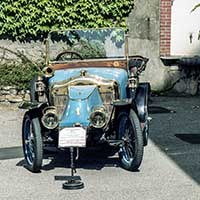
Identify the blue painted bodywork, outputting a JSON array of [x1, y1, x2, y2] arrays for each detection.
[[59, 85, 103, 128], [49, 67, 129, 128], [49, 68, 128, 99]]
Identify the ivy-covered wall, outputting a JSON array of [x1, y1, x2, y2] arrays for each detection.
[[0, 0, 134, 41], [0, 0, 134, 91]]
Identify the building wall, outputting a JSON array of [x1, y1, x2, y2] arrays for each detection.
[[127, 0, 172, 91], [171, 0, 200, 56], [128, 0, 200, 95], [160, 0, 171, 56]]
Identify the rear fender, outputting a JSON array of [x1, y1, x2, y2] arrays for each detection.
[[134, 82, 150, 123]]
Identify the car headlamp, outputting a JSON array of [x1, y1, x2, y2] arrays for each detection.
[[43, 66, 54, 78], [89, 107, 107, 129], [41, 107, 59, 129]]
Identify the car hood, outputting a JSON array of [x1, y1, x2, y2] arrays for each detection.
[[48, 67, 128, 99]]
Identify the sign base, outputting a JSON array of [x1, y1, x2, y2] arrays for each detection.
[[63, 179, 84, 190]]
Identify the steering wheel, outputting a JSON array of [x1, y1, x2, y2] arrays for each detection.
[[55, 50, 83, 61]]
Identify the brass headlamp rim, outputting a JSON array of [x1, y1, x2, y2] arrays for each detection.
[[43, 66, 54, 78], [41, 106, 59, 129], [89, 106, 107, 129]]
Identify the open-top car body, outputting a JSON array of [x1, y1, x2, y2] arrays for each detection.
[[20, 28, 150, 173]]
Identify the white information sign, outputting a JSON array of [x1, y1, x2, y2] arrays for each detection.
[[59, 127, 86, 148]]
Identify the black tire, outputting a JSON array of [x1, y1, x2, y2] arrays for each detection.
[[30, 76, 39, 102], [118, 109, 144, 171], [143, 90, 149, 146], [22, 112, 43, 172]]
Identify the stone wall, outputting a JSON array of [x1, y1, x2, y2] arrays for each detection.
[[0, 86, 30, 104], [0, 40, 44, 63]]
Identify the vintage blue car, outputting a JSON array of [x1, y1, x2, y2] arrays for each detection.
[[21, 28, 150, 173]]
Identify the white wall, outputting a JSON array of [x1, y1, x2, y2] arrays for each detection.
[[171, 0, 200, 56]]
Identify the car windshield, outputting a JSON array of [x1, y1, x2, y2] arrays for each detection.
[[48, 28, 126, 62]]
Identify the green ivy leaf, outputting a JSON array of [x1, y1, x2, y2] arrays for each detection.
[[0, 0, 134, 40]]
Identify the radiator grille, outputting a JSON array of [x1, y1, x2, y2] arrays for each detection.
[[51, 94, 68, 119], [49, 76, 120, 119]]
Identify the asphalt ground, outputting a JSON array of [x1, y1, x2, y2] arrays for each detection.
[[0, 96, 200, 200]]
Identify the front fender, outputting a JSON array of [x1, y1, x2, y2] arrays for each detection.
[[135, 82, 150, 122], [19, 101, 47, 111]]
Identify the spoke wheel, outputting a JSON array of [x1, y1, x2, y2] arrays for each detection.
[[118, 109, 144, 171], [22, 112, 43, 172]]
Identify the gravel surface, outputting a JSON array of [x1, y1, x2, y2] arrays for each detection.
[[0, 97, 200, 200], [0, 104, 24, 148]]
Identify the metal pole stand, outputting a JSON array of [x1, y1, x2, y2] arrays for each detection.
[[55, 147, 84, 190]]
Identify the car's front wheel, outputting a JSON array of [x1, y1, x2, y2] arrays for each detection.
[[30, 76, 39, 102], [118, 109, 144, 171], [22, 112, 43, 172]]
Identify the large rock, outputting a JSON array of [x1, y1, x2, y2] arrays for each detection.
[[0, 95, 6, 102], [6, 95, 23, 103], [186, 78, 198, 96], [173, 79, 187, 93]]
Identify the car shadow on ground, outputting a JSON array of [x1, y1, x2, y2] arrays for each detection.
[[0, 146, 23, 160], [149, 96, 200, 185], [174, 134, 200, 144], [43, 147, 120, 171], [15, 145, 126, 172]]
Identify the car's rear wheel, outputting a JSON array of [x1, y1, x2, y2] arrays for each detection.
[[118, 109, 144, 171], [22, 112, 43, 172], [143, 91, 149, 146]]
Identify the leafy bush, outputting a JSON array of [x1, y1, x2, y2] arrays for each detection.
[[0, 63, 42, 91], [0, 46, 43, 90], [0, 0, 134, 41]]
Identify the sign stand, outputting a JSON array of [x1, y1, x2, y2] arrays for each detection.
[[55, 147, 84, 190]]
